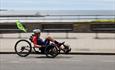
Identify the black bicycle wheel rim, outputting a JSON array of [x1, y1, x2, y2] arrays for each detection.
[[45, 46, 58, 58], [14, 40, 32, 57]]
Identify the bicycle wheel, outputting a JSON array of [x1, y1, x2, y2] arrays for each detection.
[[14, 40, 32, 57], [45, 44, 59, 58]]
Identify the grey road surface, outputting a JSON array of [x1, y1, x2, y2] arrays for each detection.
[[0, 54, 115, 70]]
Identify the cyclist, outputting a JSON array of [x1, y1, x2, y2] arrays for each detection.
[[31, 29, 62, 53]]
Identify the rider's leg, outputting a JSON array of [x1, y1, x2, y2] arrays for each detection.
[[46, 36, 60, 44], [45, 36, 64, 49], [45, 36, 71, 53]]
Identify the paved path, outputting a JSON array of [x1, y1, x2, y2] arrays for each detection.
[[0, 54, 115, 70]]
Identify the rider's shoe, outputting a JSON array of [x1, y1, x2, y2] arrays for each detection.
[[57, 42, 65, 47], [64, 48, 71, 54]]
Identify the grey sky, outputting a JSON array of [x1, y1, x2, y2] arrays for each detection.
[[0, 0, 115, 10]]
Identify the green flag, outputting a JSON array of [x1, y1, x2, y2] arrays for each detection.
[[16, 20, 27, 32]]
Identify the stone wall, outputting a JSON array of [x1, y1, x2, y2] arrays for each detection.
[[0, 22, 114, 33]]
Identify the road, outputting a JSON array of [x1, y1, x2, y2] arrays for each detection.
[[0, 54, 115, 70]]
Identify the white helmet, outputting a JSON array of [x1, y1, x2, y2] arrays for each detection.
[[33, 29, 41, 33]]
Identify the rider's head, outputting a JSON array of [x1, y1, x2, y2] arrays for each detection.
[[33, 29, 41, 37]]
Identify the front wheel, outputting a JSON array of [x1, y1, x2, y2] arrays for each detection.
[[14, 40, 32, 57], [45, 44, 59, 58]]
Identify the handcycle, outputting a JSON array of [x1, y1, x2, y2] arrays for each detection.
[[14, 35, 71, 58]]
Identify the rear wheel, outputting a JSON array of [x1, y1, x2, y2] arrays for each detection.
[[14, 40, 32, 57], [45, 45, 59, 58]]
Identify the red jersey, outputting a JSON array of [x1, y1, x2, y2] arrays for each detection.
[[32, 35, 38, 47]]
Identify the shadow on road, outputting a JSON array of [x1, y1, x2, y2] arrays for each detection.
[[26, 55, 73, 59]]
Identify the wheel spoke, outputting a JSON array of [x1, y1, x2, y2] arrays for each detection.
[[19, 50, 24, 53], [25, 48, 30, 51]]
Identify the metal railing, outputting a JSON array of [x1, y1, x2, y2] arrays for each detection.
[[0, 15, 114, 20]]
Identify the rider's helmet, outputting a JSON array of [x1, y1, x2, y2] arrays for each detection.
[[33, 29, 41, 33]]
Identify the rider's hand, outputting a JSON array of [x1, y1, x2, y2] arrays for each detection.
[[34, 44, 41, 48]]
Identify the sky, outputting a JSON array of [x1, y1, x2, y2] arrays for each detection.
[[0, 0, 115, 10]]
